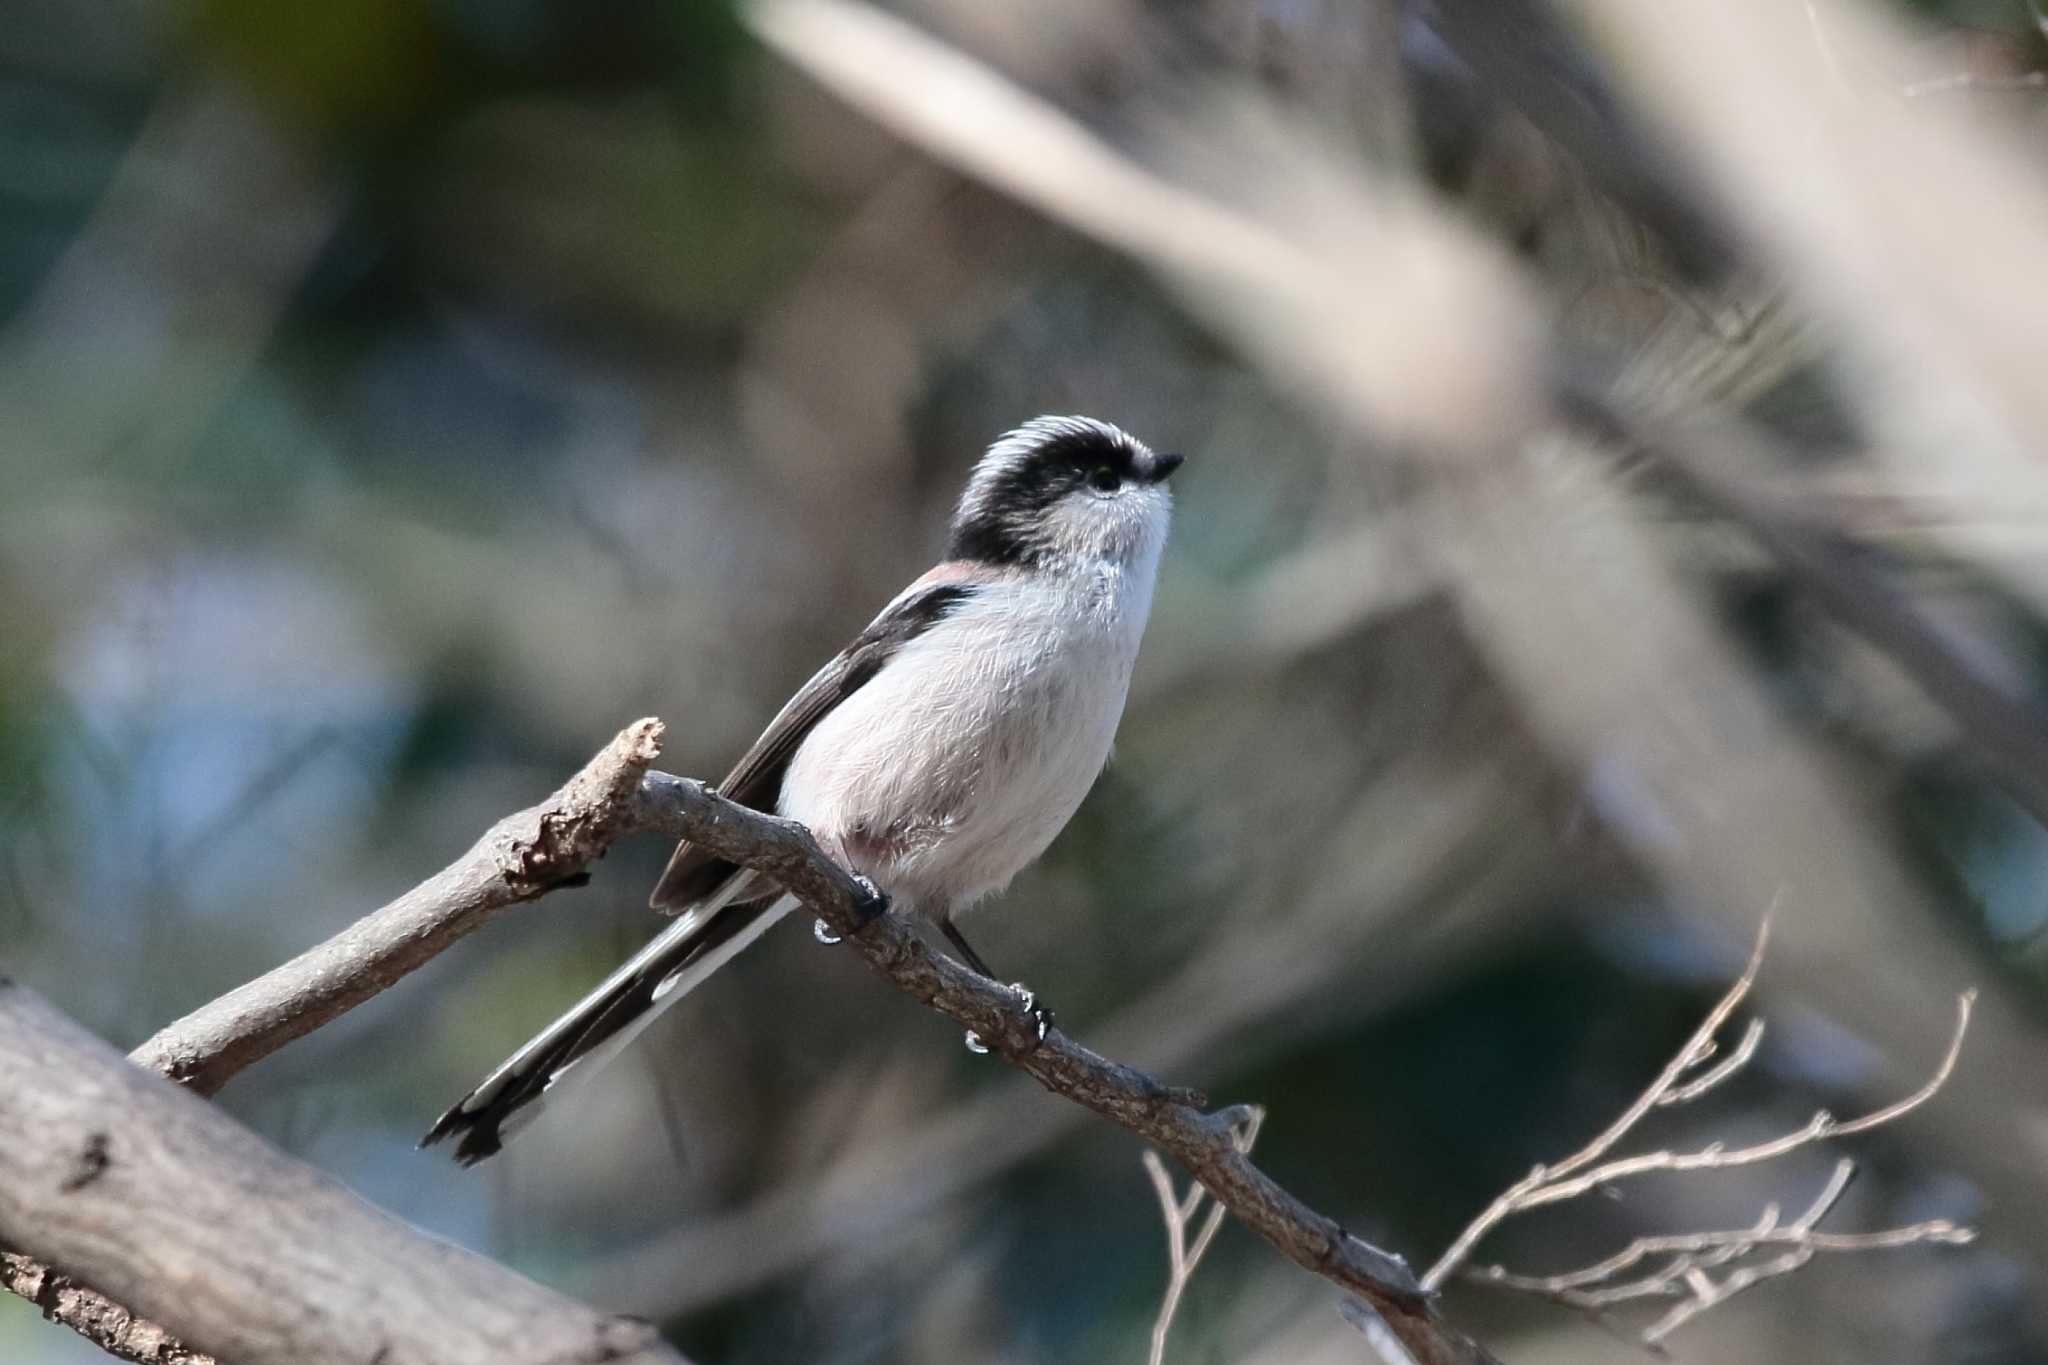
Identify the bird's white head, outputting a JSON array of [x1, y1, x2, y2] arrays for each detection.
[[947, 415, 1182, 572]]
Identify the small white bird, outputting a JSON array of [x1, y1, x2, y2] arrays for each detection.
[[424, 416, 1181, 1164]]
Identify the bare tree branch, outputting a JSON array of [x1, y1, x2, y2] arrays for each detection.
[[1471, 1157, 1971, 1349], [1426, 917, 1778, 1289], [8, 719, 675, 1365], [0, 976, 689, 1365], [1656, 1018, 1763, 1107], [2, 1254, 214, 1365], [574, 749, 1532, 1321], [129, 718, 667, 1093], [624, 767, 1497, 1365], [19, 719, 1496, 1365], [1145, 1107, 1265, 1365], [1427, 918, 1975, 1350]]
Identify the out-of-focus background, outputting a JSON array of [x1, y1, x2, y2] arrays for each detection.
[[7, 0, 2048, 1361]]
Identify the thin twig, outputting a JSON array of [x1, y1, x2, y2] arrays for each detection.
[[1657, 1018, 1764, 1106], [1145, 1108, 1264, 1365], [1483, 983, 1965, 1207], [1423, 914, 1775, 1291], [1473, 1159, 1971, 1308], [1431, 917, 1975, 1349], [1511, 988, 1973, 1212]]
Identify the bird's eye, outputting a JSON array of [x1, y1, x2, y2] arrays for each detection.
[[1089, 465, 1120, 493]]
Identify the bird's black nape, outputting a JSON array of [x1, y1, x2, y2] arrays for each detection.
[[946, 416, 1152, 566]]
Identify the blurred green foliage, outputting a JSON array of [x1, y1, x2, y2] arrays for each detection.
[[3, 1, 2046, 1363]]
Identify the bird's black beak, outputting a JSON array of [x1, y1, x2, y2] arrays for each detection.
[[1148, 452, 1186, 483]]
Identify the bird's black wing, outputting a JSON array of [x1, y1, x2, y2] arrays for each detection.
[[647, 572, 981, 910], [422, 572, 987, 1164]]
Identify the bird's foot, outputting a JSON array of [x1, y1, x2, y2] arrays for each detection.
[[962, 981, 1055, 1053], [850, 875, 891, 926], [1007, 981, 1056, 1040], [815, 877, 892, 945]]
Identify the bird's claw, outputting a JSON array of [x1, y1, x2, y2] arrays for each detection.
[[850, 875, 891, 927], [962, 983, 1055, 1053], [817, 878, 891, 946], [1007, 981, 1055, 1040]]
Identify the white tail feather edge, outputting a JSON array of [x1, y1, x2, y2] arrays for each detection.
[[494, 891, 799, 1143], [458, 872, 785, 1115]]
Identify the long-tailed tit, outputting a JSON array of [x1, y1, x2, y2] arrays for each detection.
[[424, 416, 1181, 1164]]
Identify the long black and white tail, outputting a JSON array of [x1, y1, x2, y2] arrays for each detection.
[[421, 880, 796, 1165]]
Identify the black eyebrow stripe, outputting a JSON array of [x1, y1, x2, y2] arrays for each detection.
[[946, 427, 1141, 566]]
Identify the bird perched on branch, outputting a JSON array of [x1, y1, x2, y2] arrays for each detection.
[[425, 416, 1183, 1163]]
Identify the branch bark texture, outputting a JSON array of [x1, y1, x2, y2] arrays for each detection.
[[3, 1253, 213, 1365], [99, 718, 1498, 1365], [0, 975, 688, 1365], [642, 768, 1481, 1361], [129, 719, 666, 1093]]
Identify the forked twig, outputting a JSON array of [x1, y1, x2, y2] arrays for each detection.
[[1471, 1158, 1972, 1351], [1144, 1106, 1265, 1365], [1657, 1018, 1763, 1106], [1424, 916, 1776, 1290], [1425, 915, 1976, 1350]]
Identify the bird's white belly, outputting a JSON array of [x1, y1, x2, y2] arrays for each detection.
[[778, 581, 1141, 917]]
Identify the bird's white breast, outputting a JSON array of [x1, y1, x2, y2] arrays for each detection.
[[779, 553, 1158, 918]]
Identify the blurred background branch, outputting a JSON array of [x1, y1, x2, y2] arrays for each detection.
[[7, 0, 2047, 1360]]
